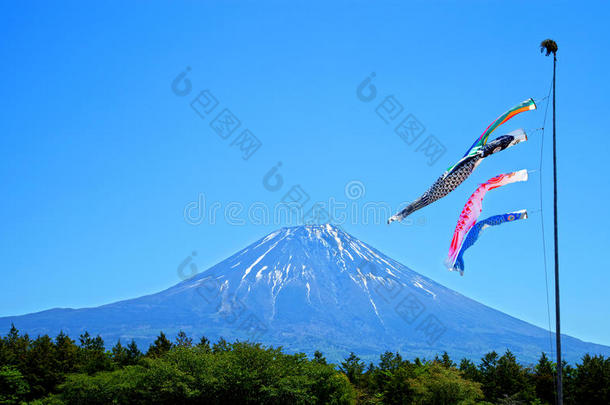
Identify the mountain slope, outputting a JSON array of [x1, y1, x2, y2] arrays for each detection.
[[1, 224, 607, 364]]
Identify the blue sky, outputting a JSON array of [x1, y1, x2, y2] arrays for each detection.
[[1, 1, 609, 348]]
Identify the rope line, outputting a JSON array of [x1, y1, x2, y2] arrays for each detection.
[[538, 77, 557, 397]]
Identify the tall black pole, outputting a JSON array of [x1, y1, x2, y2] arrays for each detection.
[[540, 38, 561, 405], [552, 51, 562, 405]]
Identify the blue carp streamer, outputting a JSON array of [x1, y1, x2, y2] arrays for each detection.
[[451, 209, 528, 276]]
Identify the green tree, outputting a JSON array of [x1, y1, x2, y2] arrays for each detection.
[[126, 340, 142, 365], [174, 331, 192, 348], [78, 332, 112, 374], [14, 326, 610, 405], [378, 351, 403, 372], [339, 352, 365, 385], [59, 361, 198, 405], [479, 351, 499, 400], [438, 351, 455, 369], [572, 354, 610, 404], [196, 336, 211, 353], [408, 362, 484, 404], [533, 352, 555, 404], [459, 358, 481, 382], [313, 350, 327, 365], [2, 325, 29, 368], [111, 340, 130, 367], [24, 335, 59, 399], [0, 365, 30, 405], [381, 362, 417, 405], [57, 341, 357, 404], [0, 335, 6, 366], [495, 350, 535, 402], [372, 351, 403, 396], [146, 332, 172, 358], [54, 331, 78, 376], [212, 337, 229, 354]]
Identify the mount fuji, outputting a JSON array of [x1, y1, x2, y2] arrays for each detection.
[[1, 224, 608, 364]]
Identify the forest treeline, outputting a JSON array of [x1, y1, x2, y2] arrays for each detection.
[[1, 325, 609, 404]]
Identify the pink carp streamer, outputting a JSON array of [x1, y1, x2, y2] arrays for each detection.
[[445, 170, 528, 268]]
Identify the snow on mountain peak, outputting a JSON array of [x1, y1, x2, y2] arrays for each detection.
[[181, 224, 441, 328], [226, 224, 406, 282]]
